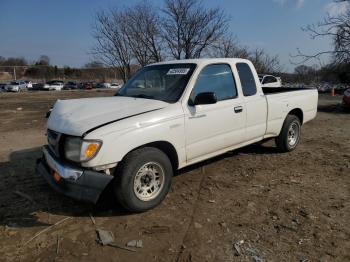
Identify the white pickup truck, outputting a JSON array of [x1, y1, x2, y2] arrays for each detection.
[[36, 58, 318, 212]]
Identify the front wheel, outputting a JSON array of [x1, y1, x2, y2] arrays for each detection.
[[114, 147, 173, 212], [275, 115, 301, 152]]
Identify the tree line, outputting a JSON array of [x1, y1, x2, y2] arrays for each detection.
[[2, 0, 349, 84], [0, 55, 118, 81]]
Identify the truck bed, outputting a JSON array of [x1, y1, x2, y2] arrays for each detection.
[[263, 87, 318, 138], [262, 87, 314, 95]]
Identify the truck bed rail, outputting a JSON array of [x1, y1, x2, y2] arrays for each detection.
[[262, 86, 315, 95]]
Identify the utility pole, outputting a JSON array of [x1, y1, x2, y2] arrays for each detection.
[[13, 66, 16, 80]]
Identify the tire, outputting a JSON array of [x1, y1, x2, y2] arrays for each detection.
[[275, 115, 301, 152], [114, 147, 173, 212]]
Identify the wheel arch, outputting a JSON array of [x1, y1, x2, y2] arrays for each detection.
[[287, 108, 303, 125], [122, 141, 179, 171]]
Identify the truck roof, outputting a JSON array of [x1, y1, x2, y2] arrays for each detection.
[[150, 58, 252, 66]]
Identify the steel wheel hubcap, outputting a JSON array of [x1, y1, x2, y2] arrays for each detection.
[[133, 162, 165, 201], [288, 122, 299, 146]]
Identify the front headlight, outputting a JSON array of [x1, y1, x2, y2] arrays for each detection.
[[64, 137, 102, 162]]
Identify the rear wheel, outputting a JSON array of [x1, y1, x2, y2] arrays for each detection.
[[114, 147, 173, 212], [275, 115, 301, 152]]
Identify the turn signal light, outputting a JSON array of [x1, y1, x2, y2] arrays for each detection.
[[84, 143, 99, 158], [53, 171, 61, 182]]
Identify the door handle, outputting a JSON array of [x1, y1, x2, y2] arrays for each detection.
[[234, 106, 243, 113]]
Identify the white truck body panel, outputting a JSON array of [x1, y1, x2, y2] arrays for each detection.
[[47, 58, 318, 170], [48, 97, 168, 136], [264, 89, 318, 137]]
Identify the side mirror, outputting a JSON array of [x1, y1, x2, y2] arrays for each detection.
[[192, 92, 217, 106]]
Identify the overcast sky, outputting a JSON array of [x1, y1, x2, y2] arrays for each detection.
[[0, 0, 348, 72]]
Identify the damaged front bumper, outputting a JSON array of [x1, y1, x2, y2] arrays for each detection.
[[36, 146, 113, 203]]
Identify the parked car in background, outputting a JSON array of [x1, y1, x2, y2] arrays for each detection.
[[38, 58, 318, 212], [317, 83, 331, 93], [43, 80, 64, 91], [0, 83, 7, 91], [81, 82, 93, 90], [24, 80, 33, 89], [343, 88, 350, 109], [32, 82, 44, 90], [110, 82, 123, 89], [96, 82, 111, 89], [5, 80, 27, 92], [63, 81, 78, 90], [259, 74, 282, 88]]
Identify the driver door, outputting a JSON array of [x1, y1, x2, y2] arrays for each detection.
[[184, 64, 246, 162]]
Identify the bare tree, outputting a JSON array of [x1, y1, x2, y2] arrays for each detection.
[[0, 57, 27, 67], [122, 1, 163, 66], [250, 48, 281, 73], [84, 61, 104, 68], [92, 10, 132, 82], [292, 0, 350, 64], [92, 2, 164, 80], [209, 36, 280, 73], [210, 35, 250, 58], [294, 65, 313, 75], [161, 0, 228, 59], [91, 0, 281, 78], [293, 64, 320, 83], [36, 55, 50, 66]]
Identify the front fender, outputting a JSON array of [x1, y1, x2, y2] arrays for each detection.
[[82, 114, 186, 169]]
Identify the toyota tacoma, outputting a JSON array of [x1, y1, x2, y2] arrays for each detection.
[[36, 58, 318, 212]]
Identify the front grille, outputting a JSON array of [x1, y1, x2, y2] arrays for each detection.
[[47, 129, 62, 157]]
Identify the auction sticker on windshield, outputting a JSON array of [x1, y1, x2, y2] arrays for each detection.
[[167, 68, 190, 75]]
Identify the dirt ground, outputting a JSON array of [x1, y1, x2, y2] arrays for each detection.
[[0, 90, 349, 262]]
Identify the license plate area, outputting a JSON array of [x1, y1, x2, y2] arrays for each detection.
[[52, 170, 61, 182], [42, 146, 83, 181]]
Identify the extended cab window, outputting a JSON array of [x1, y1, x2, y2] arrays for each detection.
[[190, 64, 237, 102], [236, 63, 257, 96]]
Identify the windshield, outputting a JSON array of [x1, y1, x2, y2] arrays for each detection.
[[10, 81, 19, 85], [116, 63, 196, 103]]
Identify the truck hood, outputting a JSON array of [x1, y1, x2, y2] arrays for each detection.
[[48, 96, 168, 136]]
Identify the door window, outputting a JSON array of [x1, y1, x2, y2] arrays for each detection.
[[236, 63, 257, 96], [190, 64, 237, 103]]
